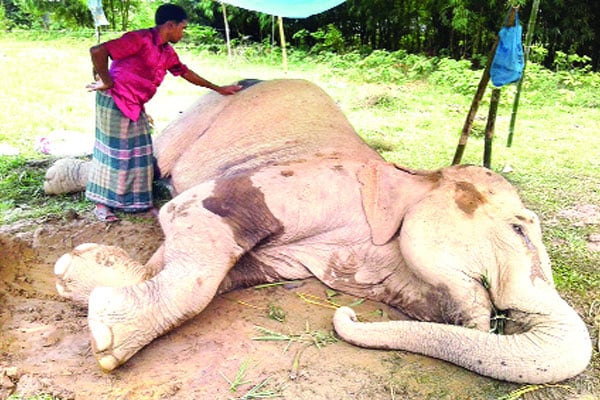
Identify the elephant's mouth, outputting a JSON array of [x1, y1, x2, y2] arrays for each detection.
[[490, 309, 529, 335]]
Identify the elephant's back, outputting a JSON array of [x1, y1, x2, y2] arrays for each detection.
[[154, 79, 381, 194]]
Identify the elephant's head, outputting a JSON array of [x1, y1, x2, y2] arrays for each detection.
[[335, 163, 592, 383]]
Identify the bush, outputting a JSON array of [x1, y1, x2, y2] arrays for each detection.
[[310, 24, 345, 54], [528, 43, 548, 64], [330, 50, 435, 85], [522, 61, 600, 108], [428, 58, 479, 95], [180, 24, 225, 50]]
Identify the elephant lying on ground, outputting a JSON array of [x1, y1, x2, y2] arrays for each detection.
[[52, 79, 592, 384]]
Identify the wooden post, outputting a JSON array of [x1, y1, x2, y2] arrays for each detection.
[[222, 2, 233, 64], [451, 40, 497, 165], [271, 15, 275, 46], [278, 16, 288, 73], [507, 0, 540, 147], [484, 88, 501, 168], [452, 7, 517, 165]]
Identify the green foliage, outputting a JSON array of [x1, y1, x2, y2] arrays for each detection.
[[309, 23, 345, 54], [45, 0, 93, 29], [189, 0, 216, 20], [5, 0, 92, 29], [0, 1, 10, 30], [528, 43, 548, 64], [448, 0, 477, 34], [128, 2, 154, 30], [11, 0, 46, 28], [102, 0, 145, 31], [357, 50, 410, 83], [322, 50, 437, 85], [291, 28, 310, 50], [180, 24, 224, 49], [553, 51, 592, 72], [428, 58, 479, 95], [519, 60, 600, 109], [2, 1, 600, 72]]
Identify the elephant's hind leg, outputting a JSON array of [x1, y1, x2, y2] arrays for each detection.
[[55, 243, 153, 307]]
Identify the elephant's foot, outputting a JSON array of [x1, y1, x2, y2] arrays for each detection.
[[88, 283, 167, 371], [43, 158, 90, 195], [55, 243, 149, 306]]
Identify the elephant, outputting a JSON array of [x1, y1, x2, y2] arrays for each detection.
[[52, 79, 592, 384]]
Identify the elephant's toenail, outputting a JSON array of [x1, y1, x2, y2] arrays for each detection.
[[98, 355, 120, 372], [75, 243, 97, 252], [89, 320, 113, 352], [56, 282, 67, 297], [54, 254, 72, 276]]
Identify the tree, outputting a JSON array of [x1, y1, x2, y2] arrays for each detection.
[[1, 0, 598, 71]]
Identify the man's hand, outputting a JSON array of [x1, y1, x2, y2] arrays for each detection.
[[86, 76, 114, 92], [216, 84, 243, 96]]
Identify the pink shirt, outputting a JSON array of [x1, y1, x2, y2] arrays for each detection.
[[104, 28, 189, 121]]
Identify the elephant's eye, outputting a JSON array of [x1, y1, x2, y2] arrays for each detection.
[[511, 224, 525, 236]]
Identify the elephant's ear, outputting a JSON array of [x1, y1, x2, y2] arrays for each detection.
[[357, 161, 408, 245]]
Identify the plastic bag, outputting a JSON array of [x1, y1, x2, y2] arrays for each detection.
[[490, 10, 524, 87]]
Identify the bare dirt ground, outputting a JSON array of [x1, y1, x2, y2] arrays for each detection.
[[1, 209, 598, 400]]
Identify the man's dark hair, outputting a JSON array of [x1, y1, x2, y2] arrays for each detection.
[[155, 4, 188, 25]]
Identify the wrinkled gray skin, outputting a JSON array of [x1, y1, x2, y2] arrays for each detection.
[[52, 79, 592, 384]]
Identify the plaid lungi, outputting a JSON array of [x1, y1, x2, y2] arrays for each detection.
[[86, 91, 154, 212]]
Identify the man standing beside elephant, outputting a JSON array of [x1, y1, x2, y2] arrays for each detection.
[[85, 3, 242, 222]]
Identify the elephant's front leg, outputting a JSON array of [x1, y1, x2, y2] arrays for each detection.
[[88, 178, 283, 371]]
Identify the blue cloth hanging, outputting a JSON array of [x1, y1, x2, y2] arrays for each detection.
[[490, 9, 524, 87], [87, 0, 109, 27]]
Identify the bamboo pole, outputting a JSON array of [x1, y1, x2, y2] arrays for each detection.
[[278, 16, 288, 73], [272, 15, 275, 46], [451, 41, 497, 165], [452, 7, 517, 165], [221, 3, 233, 64], [484, 88, 501, 168], [507, 0, 540, 147]]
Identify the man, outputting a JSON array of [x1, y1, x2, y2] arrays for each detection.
[[86, 3, 241, 222]]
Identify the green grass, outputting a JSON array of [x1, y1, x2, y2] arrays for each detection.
[[1, 31, 598, 301], [220, 359, 286, 399], [1, 29, 598, 309], [0, 156, 89, 224], [1, 32, 599, 398]]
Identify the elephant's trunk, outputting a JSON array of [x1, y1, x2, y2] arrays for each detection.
[[333, 296, 591, 383]]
